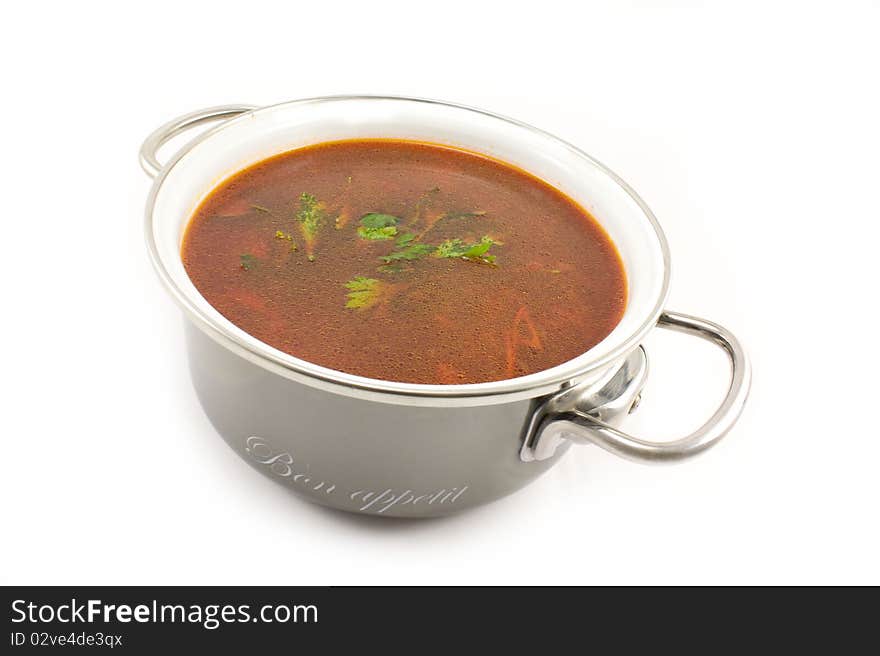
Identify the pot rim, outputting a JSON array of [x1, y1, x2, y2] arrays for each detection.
[[144, 95, 671, 406]]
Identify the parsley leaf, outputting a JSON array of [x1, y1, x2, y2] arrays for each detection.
[[357, 213, 400, 240], [360, 213, 400, 229], [360, 225, 398, 240], [344, 276, 385, 310], [379, 243, 435, 263], [435, 235, 498, 266], [396, 232, 417, 247], [239, 254, 257, 271], [434, 238, 467, 258], [296, 192, 325, 259]]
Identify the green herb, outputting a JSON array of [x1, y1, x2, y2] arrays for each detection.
[[462, 235, 496, 260], [359, 225, 398, 240], [296, 192, 325, 259], [380, 242, 435, 263], [396, 232, 417, 247], [435, 235, 498, 265], [296, 193, 322, 234], [357, 213, 400, 241], [360, 213, 400, 229], [239, 254, 257, 271], [252, 204, 273, 214], [434, 239, 467, 258], [344, 276, 385, 310]]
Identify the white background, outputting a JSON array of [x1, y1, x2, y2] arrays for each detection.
[[2, 1, 878, 585]]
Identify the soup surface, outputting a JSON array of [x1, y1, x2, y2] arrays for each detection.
[[182, 140, 626, 384]]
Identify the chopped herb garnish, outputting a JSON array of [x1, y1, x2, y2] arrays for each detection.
[[396, 232, 417, 247], [297, 193, 322, 233], [296, 192, 325, 259], [462, 235, 496, 259], [434, 239, 467, 258], [344, 276, 385, 310], [279, 187, 500, 276], [380, 242, 435, 263], [360, 226, 398, 240], [360, 213, 399, 229], [435, 235, 499, 266], [357, 213, 400, 240], [252, 204, 273, 214], [239, 254, 257, 271]]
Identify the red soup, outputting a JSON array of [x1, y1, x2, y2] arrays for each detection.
[[181, 140, 626, 384]]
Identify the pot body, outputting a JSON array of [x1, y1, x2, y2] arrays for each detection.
[[186, 320, 578, 517], [143, 99, 749, 518], [142, 98, 670, 517]]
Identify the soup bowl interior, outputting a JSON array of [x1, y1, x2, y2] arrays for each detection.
[[147, 96, 670, 405]]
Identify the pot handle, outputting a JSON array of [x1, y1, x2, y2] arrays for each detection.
[[139, 104, 257, 178], [523, 311, 751, 463]]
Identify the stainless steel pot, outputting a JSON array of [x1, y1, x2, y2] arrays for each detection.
[[140, 97, 751, 517]]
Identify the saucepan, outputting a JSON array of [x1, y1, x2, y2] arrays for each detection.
[[140, 96, 750, 517]]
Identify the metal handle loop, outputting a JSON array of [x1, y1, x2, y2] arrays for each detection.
[[535, 311, 750, 464], [139, 104, 257, 178]]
